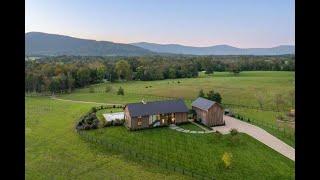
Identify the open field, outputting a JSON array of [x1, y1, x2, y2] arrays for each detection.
[[56, 71, 295, 147], [26, 97, 191, 179], [26, 96, 294, 179], [59, 71, 294, 110]]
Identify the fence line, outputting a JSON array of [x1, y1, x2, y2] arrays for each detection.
[[76, 129, 215, 180], [232, 113, 295, 139]]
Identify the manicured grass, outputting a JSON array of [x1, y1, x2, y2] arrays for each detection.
[[57, 71, 295, 147], [60, 71, 294, 110], [26, 71, 295, 179], [26, 97, 191, 179], [83, 125, 294, 179], [178, 123, 204, 131], [26, 96, 294, 179], [232, 107, 295, 147]]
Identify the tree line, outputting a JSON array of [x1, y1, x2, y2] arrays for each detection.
[[25, 55, 294, 94]]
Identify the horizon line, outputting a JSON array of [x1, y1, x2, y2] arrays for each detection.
[[25, 31, 295, 49]]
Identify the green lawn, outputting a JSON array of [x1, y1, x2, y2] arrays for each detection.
[[26, 97, 191, 179], [26, 71, 295, 179], [57, 71, 295, 147], [82, 124, 294, 180], [177, 123, 204, 131], [232, 107, 295, 147], [59, 71, 294, 110]]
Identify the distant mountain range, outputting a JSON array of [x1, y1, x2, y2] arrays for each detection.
[[25, 32, 153, 56], [131, 42, 295, 55], [25, 32, 294, 56]]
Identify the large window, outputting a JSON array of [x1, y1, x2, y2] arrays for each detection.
[[171, 113, 175, 123], [149, 115, 158, 124], [138, 116, 142, 126]]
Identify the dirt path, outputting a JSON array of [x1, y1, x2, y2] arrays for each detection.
[[213, 115, 295, 161], [50, 97, 123, 106]]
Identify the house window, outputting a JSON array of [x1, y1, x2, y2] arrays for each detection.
[[138, 116, 142, 126], [171, 113, 175, 122]]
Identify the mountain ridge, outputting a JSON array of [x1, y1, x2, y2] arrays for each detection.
[[25, 32, 154, 56], [25, 32, 295, 56], [130, 42, 295, 55]]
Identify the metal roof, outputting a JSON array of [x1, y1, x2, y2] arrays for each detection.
[[191, 97, 216, 110], [126, 99, 189, 117]]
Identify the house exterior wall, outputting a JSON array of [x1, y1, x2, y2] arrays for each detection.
[[192, 106, 208, 124], [175, 112, 188, 124], [124, 106, 131, 129], [124, 109, 189, 130], [130, 116, 149, 130], [192, 104, 224, 127], [206, 104, 224, 126]]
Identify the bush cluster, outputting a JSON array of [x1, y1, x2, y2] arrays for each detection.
[[103, 118, 125, 127], [230, 128, 238, 136], [76, 111, 99, 130]]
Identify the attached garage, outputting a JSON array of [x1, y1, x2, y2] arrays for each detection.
[[191, 97, 224, 127]]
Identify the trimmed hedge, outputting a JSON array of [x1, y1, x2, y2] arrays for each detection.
[[76, 111, 100, 130]]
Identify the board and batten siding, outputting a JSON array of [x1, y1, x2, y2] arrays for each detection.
[[124, 106, 132, 129], [175, 112, 188, 124], [131, 116, 149, 130], [192, 104, 224, 127]]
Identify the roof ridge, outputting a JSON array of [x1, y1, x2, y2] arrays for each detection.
[[126, 98, 183, 105]]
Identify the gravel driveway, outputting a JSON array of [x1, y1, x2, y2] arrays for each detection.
[[213, 115, 295, 161]]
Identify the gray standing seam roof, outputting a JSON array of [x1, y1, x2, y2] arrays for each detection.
[[126, 99, 189, 117], [191, 97, 216, 110]]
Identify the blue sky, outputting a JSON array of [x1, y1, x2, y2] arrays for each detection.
[[25, 0, 294, 48]]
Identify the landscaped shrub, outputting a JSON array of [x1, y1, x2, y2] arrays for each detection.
[[76, 111, 100, 130], [90, 107, 97, 113], [112, 119, 124, 126], [117, 87, 124, 95], [230, 128, 238, 136], [104, 120, 113, 127], [221, 152, 233, 169], [214, 131, 222, 139]]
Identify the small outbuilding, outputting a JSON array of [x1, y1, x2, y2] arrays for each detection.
[[191, 97, 224, 127]]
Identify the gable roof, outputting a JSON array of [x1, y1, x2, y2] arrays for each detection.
[[191, 97, 217, 110], [125, 99, 189, 117]]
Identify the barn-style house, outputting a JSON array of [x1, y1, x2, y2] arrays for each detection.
[[124, 99, 189, 130], [191, 97, 224, 127]]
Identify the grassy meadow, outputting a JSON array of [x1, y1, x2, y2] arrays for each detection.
[[57, 71, 295, 146], [26, 97, 192, 179], [58, 71, 294, 109], [26, 71, 295, 179], [26, 96, 294, 179]]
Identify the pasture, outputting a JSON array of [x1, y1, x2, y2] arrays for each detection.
[[57, 71, 295, 146], [59, 71, 294, 110], [26, 71, 295, 179], [25, 97, 190, 179], [26, 96, 294, 179]]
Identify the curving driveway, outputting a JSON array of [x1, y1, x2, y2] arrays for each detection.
[[213, 115, 295, 161]]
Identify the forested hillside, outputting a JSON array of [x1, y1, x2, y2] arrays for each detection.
[[25, 55, 294, 94]]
